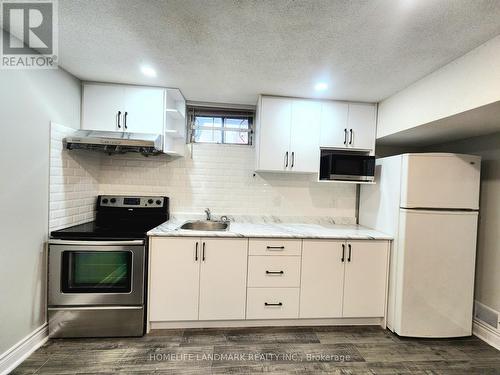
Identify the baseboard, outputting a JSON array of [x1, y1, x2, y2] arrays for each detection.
[[473, 319, 500, 351], [0, 323, 48, 375], [150, 317, 384, 330]]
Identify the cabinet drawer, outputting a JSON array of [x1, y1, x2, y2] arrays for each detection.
[[248, 256, 301, 287], [246, 288, 299, 319], [249, 239, 301, 256]]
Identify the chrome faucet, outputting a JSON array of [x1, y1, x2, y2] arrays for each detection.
[[204, 208, 211, 221]]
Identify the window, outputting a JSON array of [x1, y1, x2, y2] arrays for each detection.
[[187, 106, 254, 145]]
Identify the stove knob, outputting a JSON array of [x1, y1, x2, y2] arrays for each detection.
[[156, 200, 162, 205], [110, 198, 116, 204], [148, 199, 154, 204], [102, 198, 108, 204]]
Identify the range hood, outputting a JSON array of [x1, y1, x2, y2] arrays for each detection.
[[64, 130, 163, 156]]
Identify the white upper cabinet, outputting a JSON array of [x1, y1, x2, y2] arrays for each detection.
[[289, 100, 321, 172], [255, 96, 320, 173], [82, 84, 124, 132], [122, 86, 165, 134], [256, 96, 377, 173], [82, 83, 165, 134], [319, 102, 376, 151], [319, 101, 349, 148], [346, 103, 377, 151], [256, 96, 292, 172]]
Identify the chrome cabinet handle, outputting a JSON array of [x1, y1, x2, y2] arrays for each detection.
[[124, 111, 128, 130], [284, 152, 289, 168], [265, 270, 284, 275], [349, 129, 353, 145], [291, 152, 295, 168], [341, 244, 345, 262], [195, 242, 199, 261], [117, 111, 122, 129], [202, 242, 206, 261], [347, 244, 352, 262], [264, 302, 283, 306]]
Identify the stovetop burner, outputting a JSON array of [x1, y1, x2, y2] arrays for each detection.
[[50, 195, 169, 240]]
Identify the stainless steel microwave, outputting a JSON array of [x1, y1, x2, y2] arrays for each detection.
[[319, 150, 375, 182]]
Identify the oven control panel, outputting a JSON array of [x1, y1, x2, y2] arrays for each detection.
[[99, 196, 166, 208]]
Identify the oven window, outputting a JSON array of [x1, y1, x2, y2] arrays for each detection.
[[61, 251, 132, 293]]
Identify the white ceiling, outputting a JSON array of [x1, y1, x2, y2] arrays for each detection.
[[59, 0, 500, 105]]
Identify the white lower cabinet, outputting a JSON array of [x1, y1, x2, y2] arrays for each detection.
[[247, 256, 301, 288], [342, 240, 389, 317], [246, 288, 300, 319], [150, 238, 200, 321], [300, 239, 389, 319], [300, 240, 345, 318], [149, 237, 389, 325], [149, 237, 248, 321], [198, 239, 248, 320]]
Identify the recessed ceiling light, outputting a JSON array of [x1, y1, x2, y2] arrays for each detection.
[[314, 82, 328, 91], [141, 65, 157, 77]]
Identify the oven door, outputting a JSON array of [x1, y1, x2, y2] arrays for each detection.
[[48, 240, 145, 306]]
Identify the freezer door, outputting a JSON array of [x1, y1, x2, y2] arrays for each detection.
[[400, 153, 481, 209], [393, 209, 478, 338]]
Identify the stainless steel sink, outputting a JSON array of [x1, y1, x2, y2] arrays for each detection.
[[180, 220, 229, 231]]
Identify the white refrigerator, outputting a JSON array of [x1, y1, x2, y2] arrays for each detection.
[[360, 153, 481, 338]]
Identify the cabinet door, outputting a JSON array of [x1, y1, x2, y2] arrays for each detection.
[[198, 239, 248, 320], [319, 102, 348, 148], [81, 84, 124, 131], [149, 238, 201, 321], [347, 103, 376, 151], [289, 100, 321, 172], [300, 240, 345, 318], [342, 240, 388, 317], [123, 87, 165, 134], [257, 97, 292, 171]]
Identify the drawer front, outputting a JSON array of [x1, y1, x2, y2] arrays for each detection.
[[246, 288, 299, 319], [249, 239, 302, 256], [248, 256, 301, 287]]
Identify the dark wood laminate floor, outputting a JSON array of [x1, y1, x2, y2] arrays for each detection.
[[11, 326, 500, 374]]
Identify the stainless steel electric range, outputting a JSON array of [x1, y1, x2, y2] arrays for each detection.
[[48, 195, 169, 338]]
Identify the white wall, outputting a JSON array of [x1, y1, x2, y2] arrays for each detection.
[[98, 144, 357, 221], [0, 69, 81, 355], [377, 34, 500, 138], [425, 133, 500, 313]]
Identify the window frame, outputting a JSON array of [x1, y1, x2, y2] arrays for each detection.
[[187, 106, 255, 146]]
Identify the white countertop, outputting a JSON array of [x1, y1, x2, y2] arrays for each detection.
[[148, 218, 392, 240]]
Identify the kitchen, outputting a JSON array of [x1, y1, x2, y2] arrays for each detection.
[[1, 1, 500, 374]]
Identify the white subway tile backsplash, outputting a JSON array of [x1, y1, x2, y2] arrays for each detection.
[[49, 136, 357, 229], [49, 123, 100, 230], [98, 144, 357, 221]]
